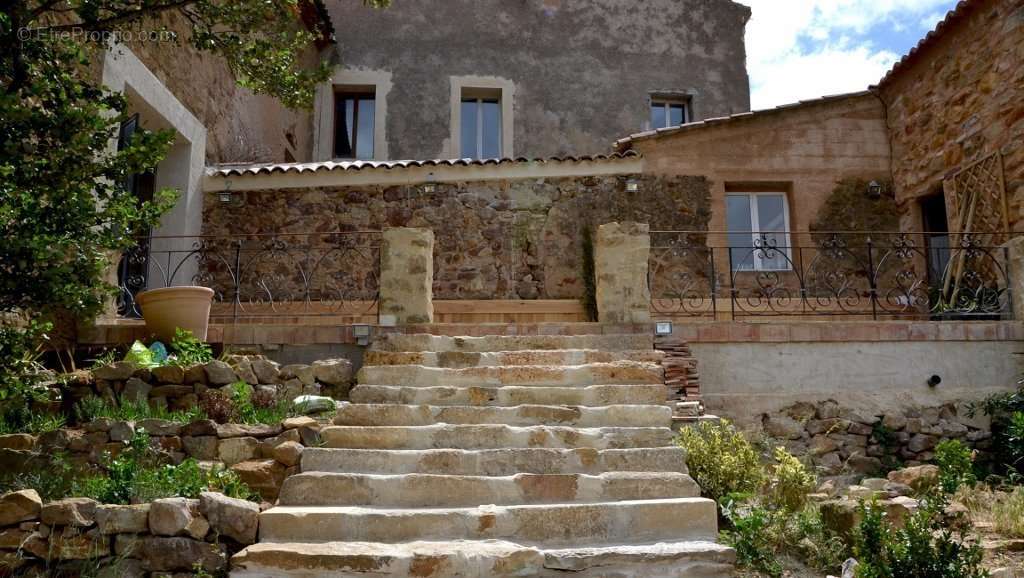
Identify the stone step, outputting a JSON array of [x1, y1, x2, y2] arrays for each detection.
[[300, 447, 689, 476], [373, 333, 654, 353], [357, 362, 664, 387], [258, 498, 719, 546], [320, 424, 675, 450], [278, 472, 700, 507], [363, 349, 664, 368], [333, 404, 672, 428], [231, 540, 736, 578], [349, 384, 669, 407]]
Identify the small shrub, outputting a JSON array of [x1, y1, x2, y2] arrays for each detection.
[[854, 499, 986, 578], [935, 439, 977, 494], [1005, 411, 1024, 475], [169, 328, 213, 366], [766, 447, 816, 512], [677, 420, 764, 502], [721, 501, 783, 577], [199, 389, 236, 424]]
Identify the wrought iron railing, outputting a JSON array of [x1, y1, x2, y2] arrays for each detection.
[[649, 231, 1013, 320], [116, 232, 382, 321]]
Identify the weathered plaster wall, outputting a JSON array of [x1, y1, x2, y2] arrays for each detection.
[[628, 93, 893, 246], [877, 0, 1024, 231], [693, 339, 1020, 427], [324, 0, 751, 159], [121, 12, 317, 164], [202, 173, 711, 300]]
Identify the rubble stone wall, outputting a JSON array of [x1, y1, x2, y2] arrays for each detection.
[[0, 489, 260, 576], [202, 173, 712, 300], [878, 0, 1024, 231]]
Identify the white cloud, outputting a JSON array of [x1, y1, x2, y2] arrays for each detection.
[[738, 0, 953, 109]]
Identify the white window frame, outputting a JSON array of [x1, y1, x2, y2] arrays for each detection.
[[461, 96, 502, 159], [726, 192, 793, 272], [650, 98, 690, 129], [449, 76, 514, 159]]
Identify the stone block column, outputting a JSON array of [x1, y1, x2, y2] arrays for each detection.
[[595, 222, 651, 324], [379, 228, 435, 325]]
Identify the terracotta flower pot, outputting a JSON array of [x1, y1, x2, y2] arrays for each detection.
[[136, 286, 215, 343]]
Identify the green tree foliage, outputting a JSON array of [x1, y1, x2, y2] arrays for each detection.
[[0, 0, 387, 406]]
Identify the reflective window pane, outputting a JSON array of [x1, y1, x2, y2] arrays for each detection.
[[356, 98, 375, 160], [461, 100, 478, 158], [726, 195, 754, 271], [669, 104, 685, 126], [651, 104, 667, 129], [481, 100, 501, 158]]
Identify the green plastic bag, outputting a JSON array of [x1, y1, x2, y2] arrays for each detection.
[[123, 340, 158, 368]]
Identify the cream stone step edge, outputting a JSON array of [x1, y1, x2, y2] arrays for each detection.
[[300, 447, 689, 476], [277, 471, 701, 507], [319, 424, 676, 450], [349, 384, 670, 407], [230, 539, 736, 578], [373, 333, 655, 353], [257, 498, 719, 546], [332, 403, 672, 428], [357, 362, 664, 387], [363, 349, 665, 367]]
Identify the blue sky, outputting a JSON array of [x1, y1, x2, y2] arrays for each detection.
[[738, 0, 960, 109]]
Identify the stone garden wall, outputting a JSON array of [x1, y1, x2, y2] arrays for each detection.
[[72, 355, 354, 413], [0, 489, 259, 576], [760, 399, 992, 476], [202, 174, 712, 300]]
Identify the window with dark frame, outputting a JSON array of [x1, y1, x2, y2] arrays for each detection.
[[334, 90, 376, 160], [650, 99, 689, 130]]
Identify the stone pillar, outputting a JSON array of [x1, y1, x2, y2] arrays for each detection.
[[379, 228, 434, 325], [595, 222, 651, 324], [1005, 236, 1024, 320]]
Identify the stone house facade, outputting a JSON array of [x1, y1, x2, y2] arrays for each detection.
[[320, 0, 752, 161]]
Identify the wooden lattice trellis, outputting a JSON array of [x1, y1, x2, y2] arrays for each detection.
[[942, 152, 1008, 300]]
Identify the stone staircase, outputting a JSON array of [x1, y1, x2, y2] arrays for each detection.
[[231, 333, 734, 577]]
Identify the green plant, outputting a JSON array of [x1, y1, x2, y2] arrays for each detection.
[[580, 226, 598, 322], [721, 500, 783, 577], [169, 328, 214, 366], [936, 439, 977, 494], [77, 429, 255, 504], [854, 499, 987, 578], [74, 397, 206, 426], [1005, 411, 1024, 476], [677, 420, 764, 503], [766, 447, 816, 512]]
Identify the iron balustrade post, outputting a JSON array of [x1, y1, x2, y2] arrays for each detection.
[[866, 235, 878, 320], [232, 238, 242, 323]]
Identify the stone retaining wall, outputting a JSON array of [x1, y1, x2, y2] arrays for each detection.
[[760, 399, 992, 476], [0, 489, 259, 576], [65, 354, 354, 414], [0, 415, 323, 503]]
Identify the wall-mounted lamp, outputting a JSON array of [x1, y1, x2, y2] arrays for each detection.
[[655, 321, 674, 336], [867, 181, 883, 199], [421, 182, 437, 194], [218, 191, 235, 204], [625, 178, 641, 193]]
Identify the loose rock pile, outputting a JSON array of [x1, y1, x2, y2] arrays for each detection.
[[0, 489, 258, 576], [761, 399, 991, 475], [0, 416, 324, 501]]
